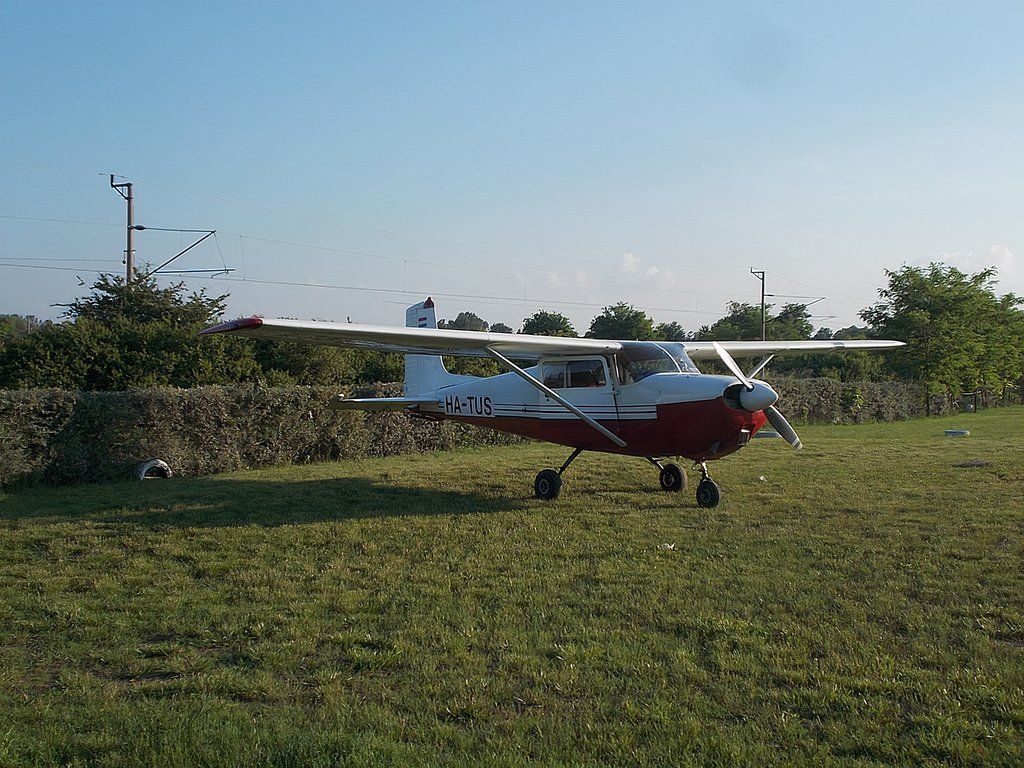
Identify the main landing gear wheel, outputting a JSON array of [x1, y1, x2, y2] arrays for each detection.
[[534, 469, 563, 500], [658, 463, 686, 492], [534, 447, 583, 500], [696, 478, 721, 508]]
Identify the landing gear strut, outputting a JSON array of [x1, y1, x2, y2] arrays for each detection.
[[694, 462, 721, 508], [534, 447, 584, 500]]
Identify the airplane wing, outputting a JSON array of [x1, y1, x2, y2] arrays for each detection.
[[200, 317, 621, 360], [682, 339, 904, 359]]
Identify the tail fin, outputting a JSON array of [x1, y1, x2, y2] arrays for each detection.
[[404, 298, 463, 395]]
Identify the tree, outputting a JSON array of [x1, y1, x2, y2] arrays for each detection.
[[774, 304, 813, 340], [251, 340, 358, 386], [490, 322, 514, 334], [861, 264, 1024, 395], [0, 275, 258, 390], [655, 321, 689, 341], [438, 312, 488, 332], [698, 302, 812, 341], [698, 303, 763, 340], [587, 303, 656, 340], [64, 273, 226, 327], [0, 314, 42, 341], [521, 310, 577, 337]]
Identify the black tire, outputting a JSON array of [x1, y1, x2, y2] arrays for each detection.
[[534, 469, 563, 500], [659, 463, 686, 492], [696, 479, 721, 508]]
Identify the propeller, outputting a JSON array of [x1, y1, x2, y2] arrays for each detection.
[[711, 342, 802, 450], [764, 406, 803, 450], [712, 341, 753, 390]]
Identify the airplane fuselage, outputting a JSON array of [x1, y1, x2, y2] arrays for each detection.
[[417, 367, 767, 462]]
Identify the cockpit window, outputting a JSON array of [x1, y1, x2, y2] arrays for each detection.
[[616, 341, 699, 384], [542, 359, 608, 389]]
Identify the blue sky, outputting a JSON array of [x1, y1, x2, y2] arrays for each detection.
[[1, 1, 1022, 332]]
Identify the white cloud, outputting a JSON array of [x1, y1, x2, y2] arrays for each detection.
[[617, 252, 675, 287]]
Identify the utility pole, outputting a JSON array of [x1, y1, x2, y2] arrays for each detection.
[[110, 175, 135, 283], [750, 268, 766, 341]]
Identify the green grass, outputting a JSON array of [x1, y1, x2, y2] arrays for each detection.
[[1, 409, 1022, 767]]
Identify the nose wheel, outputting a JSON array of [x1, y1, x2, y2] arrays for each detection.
[[694, 462, 721, 508]]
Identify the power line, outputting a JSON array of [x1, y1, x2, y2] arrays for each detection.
[[0, 210, 760, 299], [0, 214, 121, 227], [116, 174, 618, 265], [0, 256, 119, 263], [8, 169, 884, 310], [0, 262, 851, 325], [217, 230, 752, 300], [0, 261, 111, 274], [766, 270, 874, 305], [176, 273, 731, 317], [113, 173, 753, 273]]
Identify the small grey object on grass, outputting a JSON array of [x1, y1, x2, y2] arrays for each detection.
[[137, 458, 172, 480], [945, 429, 970, 437], [658, 543, 676, 551]]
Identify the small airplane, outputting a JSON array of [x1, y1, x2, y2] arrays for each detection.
[[202, 298, 903, 507]]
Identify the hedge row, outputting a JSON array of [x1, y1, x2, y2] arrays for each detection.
[[0, 384, 522, 487], [0, 378, 932, 487], [772, 376, 938, 424]]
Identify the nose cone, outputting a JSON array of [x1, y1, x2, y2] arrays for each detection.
[[738, 380, 778, 412]]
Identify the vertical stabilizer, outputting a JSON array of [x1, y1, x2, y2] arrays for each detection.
[[404, 297, 456, 395]]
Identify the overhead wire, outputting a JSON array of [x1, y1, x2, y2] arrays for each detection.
[[176, 273, 731, 317], [217, 229, 753, 299], [3, 168, 879, 319]]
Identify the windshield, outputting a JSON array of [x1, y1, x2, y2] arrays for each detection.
[[616, 341, 699, 384], [617, 342, 678, 383], [656, 342, 700, 374]]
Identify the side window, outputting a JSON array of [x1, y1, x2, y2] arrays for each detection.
[[543, 362, 565, 388], [567, 359, 606, 388]]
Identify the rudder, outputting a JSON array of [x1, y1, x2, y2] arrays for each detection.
[[404, 297, 454, 395]]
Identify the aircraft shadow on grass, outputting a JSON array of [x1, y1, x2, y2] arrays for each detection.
[[0, 475, 527, 529]]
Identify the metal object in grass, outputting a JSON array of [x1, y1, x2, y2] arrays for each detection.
[[137, 458, 172, 480]]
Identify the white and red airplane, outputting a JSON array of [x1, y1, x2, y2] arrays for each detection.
[[202, 298, 902, 507]]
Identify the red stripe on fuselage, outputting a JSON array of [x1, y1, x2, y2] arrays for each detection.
[[442, 397, 766, 461]]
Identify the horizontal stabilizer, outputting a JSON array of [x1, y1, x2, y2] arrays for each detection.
[[328, 396, 436, 412]]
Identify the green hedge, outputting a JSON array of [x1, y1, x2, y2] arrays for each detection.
[[772, 376, 937, 424], [0, 378, 933, 487], [0, 385, 521, 487]]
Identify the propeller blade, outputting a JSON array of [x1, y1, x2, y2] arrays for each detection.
[[765, 406, 803, 450], [712, 341, 753, 390]]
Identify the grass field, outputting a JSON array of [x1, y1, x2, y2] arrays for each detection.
[[1, 409, 1022, 767]]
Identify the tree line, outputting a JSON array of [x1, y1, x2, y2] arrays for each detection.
[[1, 264, 1022, 398]]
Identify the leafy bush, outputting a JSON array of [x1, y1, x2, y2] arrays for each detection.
[[771, 376, 932, 423], [0, 385, 521, 487]]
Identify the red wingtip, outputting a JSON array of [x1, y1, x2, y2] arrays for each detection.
[[423, 297, 434, 308], [199, 316, 264, 335]]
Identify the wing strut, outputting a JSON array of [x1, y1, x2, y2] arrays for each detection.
[[486, 348, 627, 448]]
